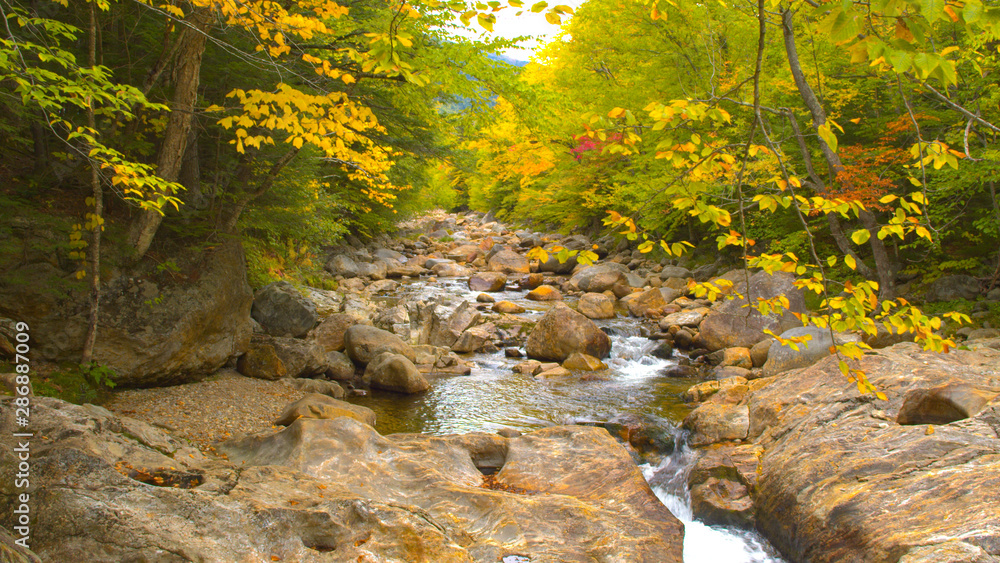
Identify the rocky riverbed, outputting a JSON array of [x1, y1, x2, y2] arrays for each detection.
[[2, 210, 999, 562]]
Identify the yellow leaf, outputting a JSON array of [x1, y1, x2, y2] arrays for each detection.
[[845, 254, 857, 270]]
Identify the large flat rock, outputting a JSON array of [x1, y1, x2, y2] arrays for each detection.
[[1, 397, 683, 562], [748, 340, 1000, 563]]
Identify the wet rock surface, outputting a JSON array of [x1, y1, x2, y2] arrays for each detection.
[[1, 397, 684, 562]]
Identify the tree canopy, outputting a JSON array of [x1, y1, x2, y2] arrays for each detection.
[[2, 0, 999, 388]]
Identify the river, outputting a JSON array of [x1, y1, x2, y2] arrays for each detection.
[[353, 277, 786, 562]]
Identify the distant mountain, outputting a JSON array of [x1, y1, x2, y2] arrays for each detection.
[[488, 53, 529, 67]]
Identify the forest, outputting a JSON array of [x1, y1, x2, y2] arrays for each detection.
[[2, 0, 999, 365], [2, 0, 1000, 561]]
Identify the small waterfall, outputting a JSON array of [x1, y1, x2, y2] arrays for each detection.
[[366, 276, 787, 561], [642, 436, 785, 563]]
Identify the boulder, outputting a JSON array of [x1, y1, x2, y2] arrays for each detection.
[[325, 350, 356, 381], [684, 377, 749, 403], [431, 261, 472, 277], [362, 352, 429, 394], [372, 303, 410, 337], [429, 301, 481, 348], [373, 248, 406, 263], [324, 254, 361, 278], [310, 313, 365, 352], [286, 378, 346, 399], [627, 287, 682, 317], [520, 273, 545, 289], [492, 301, 525, 314], [0, 241, 252, 387], [924, 274, 981, 302], [687, 445, 760, 528], [451, 327, 493, 353], [487, 249, 530, 274], [1, 399, 684, 562], [749, 338, 773, 368], [660, 266, 692, 279], [538, 254, 578, 274], [275, 393, 374, 426], [357, 260, 389, 280], [658, 308, 706, 329], [748, 341, 1000, 563], [343, 325, 415, 365], [762, 327, 859, 377], [468, 272, 507, 292], [569, 263, 629, 293], [661, 364, 698, 378], [366, 279, 399, 293], [237, 340, 288, 380], [562, 352, 608, 371], [720, 347, 752, 369], [968, 328, 1000, 340], [253, 336, 327, 378], [525, 305, 612, 361], [303, 287, 343, 316], [536, 366, 572, 378], [698, 270, 805, 351], [526, 285, 562, 301], [683, 403, 750, 446], [577, 292, 616, 319]]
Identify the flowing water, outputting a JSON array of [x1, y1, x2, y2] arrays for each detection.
[[354, 277, 786, 562]]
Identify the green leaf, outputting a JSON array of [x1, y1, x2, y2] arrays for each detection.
[[851, 229, 871, 244]]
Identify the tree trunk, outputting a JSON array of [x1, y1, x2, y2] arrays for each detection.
[[128, 9, 210, 259], [781, 8, 896, 298], [220, 147, 301, 233], [82, 3, 102, 365]]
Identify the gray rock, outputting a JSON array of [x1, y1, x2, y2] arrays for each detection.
[[343, 325, 415, 365], [362, 352, 429, 394], [237, 340, 287, 380], [0, 241, 252, 387], [285, 379, 346, 399], [698, 271, 805, 351], [763, 327, 854, 377], [660, 266, 692, 279], [526, 304, 612, 361], [324, 350, 356, 381], [468, 272, 507, 292], [251, 281, 318, 338], [924, 274, 981, 302], [570, 263, 629, 293], [487, 249, 530, 274], [683, 403, 750, 446], [310, 313, 365, 352], [325, 254, 361, 278], [452, 327, 493, 353], [431, 262, 472, 277], [267, 336, 329, 378], [429, 301, 480, 348], [577, 292, 616, 319]]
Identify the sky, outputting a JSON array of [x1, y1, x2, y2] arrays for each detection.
[[450, 0, 589, 60]]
